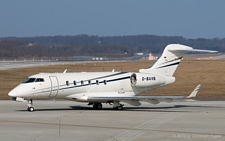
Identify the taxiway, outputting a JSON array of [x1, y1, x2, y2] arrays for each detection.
[[0, 100, 224, 141], [0, 61, 80, 70]]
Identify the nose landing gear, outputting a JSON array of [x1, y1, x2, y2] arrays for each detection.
[[27, 99, 34, 112]]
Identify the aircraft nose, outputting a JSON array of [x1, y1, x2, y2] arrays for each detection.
[[8, 90, 17, 97]]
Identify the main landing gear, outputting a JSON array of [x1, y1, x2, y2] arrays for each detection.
[[93, 102, 103, 110], [27, 99, 34, 112], [88, 101, 124, 110], [88, 102, 103, 110]]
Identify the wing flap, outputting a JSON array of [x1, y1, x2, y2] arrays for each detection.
[[121, 100, 141, 106], [145, 99, 159, 104]]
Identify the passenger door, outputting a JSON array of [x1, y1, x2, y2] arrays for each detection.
[[49, 76, 59, 97]]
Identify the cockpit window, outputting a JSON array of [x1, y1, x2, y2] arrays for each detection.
[[35, 78, 44, 82], [22, 78, 36, 83], [22, 78, 44, 83]]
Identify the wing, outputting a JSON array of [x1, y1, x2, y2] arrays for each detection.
[[87, 84, 201, 106], [67, 84, 200, 106]]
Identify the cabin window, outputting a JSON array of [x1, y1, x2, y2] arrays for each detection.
[[103, 80, 107, 85], [81, 81, 84, 85], [73, 81, 76, 85], [22, 78, 36, 83], [66, 81, 69, 86], [88, 80, 91, 85], [35, 78, 44, 82], [96, 80, 99, 85]]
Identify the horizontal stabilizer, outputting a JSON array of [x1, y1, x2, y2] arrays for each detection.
[[168, 45, 217, 53], [187, 49, 217, 53]]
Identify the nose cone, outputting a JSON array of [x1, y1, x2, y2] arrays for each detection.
[[8, 89, 17, 97], [8, 84, 27, 97], [8, 84, 34, 98]]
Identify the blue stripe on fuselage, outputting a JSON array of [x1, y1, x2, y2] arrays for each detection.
[[157, 62, 180, 68]]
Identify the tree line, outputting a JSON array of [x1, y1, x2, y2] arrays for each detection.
[[0, 35, 225, 60]]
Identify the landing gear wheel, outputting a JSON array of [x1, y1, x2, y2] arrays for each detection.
[[113, 107, 118, 110], [93, 104, 96, 109], [27, 107, 34, 112], [117, 106, 123, 110], [27, 99, 34, 112], [93, 103, 102, 110], [96, 103, 102, 110]]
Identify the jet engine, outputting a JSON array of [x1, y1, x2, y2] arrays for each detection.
[[130, 73, 166, 87]]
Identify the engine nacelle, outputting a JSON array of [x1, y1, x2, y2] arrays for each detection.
[[130, 73, 167, 87]]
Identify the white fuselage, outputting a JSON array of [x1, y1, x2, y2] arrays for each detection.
[[8, 71, 173, 102]]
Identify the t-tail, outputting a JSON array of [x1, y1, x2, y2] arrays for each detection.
[[139, 44, 217, 76]]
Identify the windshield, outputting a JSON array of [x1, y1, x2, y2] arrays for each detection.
[[22, 78, 36, 83], [22, 78, 45, 83]]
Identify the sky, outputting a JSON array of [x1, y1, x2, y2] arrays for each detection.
[[0, 0, 225, 39]]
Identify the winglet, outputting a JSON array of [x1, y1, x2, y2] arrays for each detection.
[[187, 84, 201, 98]]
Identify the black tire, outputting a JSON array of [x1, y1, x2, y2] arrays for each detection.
[[93, 103, 102, 110], [93, 104, 97, 110], [28, 107, 34, 112], [96, 103, 102, 110], [29, 107, 34, 112], [117, 106, 123, 110]]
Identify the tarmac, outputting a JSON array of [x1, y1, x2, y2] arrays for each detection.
[[0, 60, 82, 70], [0, 100, 224, 141], [0, 60, 118, 70]]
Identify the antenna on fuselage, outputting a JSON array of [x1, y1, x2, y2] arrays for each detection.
[[63, 69, 67, 73]]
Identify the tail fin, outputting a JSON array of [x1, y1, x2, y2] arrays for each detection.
[[139, 44, 217, 76]]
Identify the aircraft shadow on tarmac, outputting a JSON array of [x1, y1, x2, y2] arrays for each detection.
[[16, 104, 218, 112]]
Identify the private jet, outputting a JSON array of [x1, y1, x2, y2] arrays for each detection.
[[8, 44, 216, 112]]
